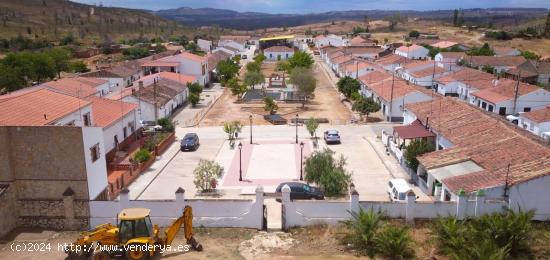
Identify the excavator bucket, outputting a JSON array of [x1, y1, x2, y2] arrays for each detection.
[[164, 206, 202, 251]]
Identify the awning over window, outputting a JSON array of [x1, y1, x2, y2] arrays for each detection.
[[393, 119, 435, 139]]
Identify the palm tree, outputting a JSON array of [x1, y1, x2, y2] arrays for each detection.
[[375, 225, 415, 259], [342, 208, 383, 257]]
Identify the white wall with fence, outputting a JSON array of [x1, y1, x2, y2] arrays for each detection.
[[281, 184, 508, 230], [89, 187, 264, 229]]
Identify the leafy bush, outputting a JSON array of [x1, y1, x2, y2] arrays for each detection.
[[223, 120, 242, 140], [409, 30, 420, 38], [69, 61, 90, 73], [403, 139, 434, 172], [352, 96, 380, 123], [343, 209, 383, 257], [193, 160, 224, 192], [133, 148, 151, 163], [375, 225, 415, 259], [157, 118, 175, 132], [304, 148, 351, 196], [122, 47, 150, 59], [305, 117, 319, 138], [263, 96, 278, 115], [188, 93, 200, 107], [337, 76, 361, 99]]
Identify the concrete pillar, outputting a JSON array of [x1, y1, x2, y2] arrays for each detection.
[[255, 186, 264, 230], [405, 190, 416, 224], [281, 184, 291, 203], [255, 186, 264, 205], [474, 189, 485, 217], [456, 189, 467, 220], [350, 189, 360, 214], [120, 188, 130, 209], [175, 187, 185, 208], [62, 188, 76, 230]]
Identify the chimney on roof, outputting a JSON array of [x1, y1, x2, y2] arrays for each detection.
[[44, 114, 47, 120]]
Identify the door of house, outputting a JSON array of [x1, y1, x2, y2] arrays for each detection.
[[499, 107, 506, 115], [114, 135, 119, 150]]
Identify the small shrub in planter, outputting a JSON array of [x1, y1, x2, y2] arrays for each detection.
[[157, 118, 175, 132], [134, 148, 151, 163]]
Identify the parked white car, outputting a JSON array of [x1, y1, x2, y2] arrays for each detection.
[[506, 112, 524, 124], [387, 179, 412, 202]]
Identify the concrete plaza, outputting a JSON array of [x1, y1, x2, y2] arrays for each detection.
[[126, 124, 430, 201]]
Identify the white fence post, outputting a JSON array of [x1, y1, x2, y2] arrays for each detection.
[[349, 185, 359, 213], [282, 184, 291, 203], [255, 186, 264, 229], [474, 189, 485, 217], [456, 189, 467, 220], [175, 187, 185, 209], [406, 190, 416, 223], [120, 188, 130, 209]]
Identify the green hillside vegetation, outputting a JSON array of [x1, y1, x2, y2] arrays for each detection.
[[0, 0, 193, 46]]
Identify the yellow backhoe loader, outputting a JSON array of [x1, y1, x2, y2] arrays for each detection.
[[66, 206, 202, 259]]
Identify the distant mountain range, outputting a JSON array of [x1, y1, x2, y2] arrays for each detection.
[[154, 7, 549, 30]]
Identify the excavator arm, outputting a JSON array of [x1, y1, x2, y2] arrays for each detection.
[[164, 206, 203, 251]]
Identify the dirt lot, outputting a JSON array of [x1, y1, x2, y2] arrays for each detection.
[[2, 221, 549, 260], [199, 61, 351, 126]]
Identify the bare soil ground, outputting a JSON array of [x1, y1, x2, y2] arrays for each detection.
[[1, 222, 549, 259], [200, 61, 351, 126]]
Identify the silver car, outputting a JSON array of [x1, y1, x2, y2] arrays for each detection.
[[323, 130, 341, 144]]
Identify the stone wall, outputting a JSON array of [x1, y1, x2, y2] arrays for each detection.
[[0, 184, 17, 238]]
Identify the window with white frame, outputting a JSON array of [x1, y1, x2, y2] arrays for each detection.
[[90, 144, 100, 162]]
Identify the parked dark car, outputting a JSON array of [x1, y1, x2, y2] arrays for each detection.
[[275, 182, 324, 201], [181, 133, 200, 151]]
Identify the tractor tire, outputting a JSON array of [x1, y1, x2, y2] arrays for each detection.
[[125, 243, 148, 260], [91, 250, 110, 260]]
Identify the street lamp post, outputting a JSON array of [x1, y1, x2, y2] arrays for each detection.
[[295, 114, 299, 144], [249, 114, 253, 144], [238, 142, 243, 181], [300, 142, 304, 181]]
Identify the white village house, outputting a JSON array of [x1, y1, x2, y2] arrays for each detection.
[[264, 46, 294, 61], [395, 44, 429, 60], [518, 106, 550, 139]]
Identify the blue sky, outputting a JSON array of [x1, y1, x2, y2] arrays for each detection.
[[72, 0, 550, 13]]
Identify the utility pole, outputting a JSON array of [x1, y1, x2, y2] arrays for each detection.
[[388, 72, 395, 123], [503, 163, 511, 198], [512, 70, 521, 115], [153, 78, 158, 121]]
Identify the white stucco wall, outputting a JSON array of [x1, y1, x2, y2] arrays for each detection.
[[265, 51, 294, 60], [509, 175, 550, 220], [102, 110, 137, 153], [81, 127, 108, 200], [53, 104, 93, 127], [518, 116, 550, 137]]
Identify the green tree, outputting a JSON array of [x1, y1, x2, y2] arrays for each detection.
[[468, 43, 495, 56], [458, 9, 465, 26], [384, 14, 405, 31], [0, 63, 27, 92], [193, 159, 224, 192], [223, 120, 242, 140], [403, 139, 434, 172], [305, 117, 319, 138], [288, 51, 314, 69], [253, 53, 266, 63], [156, 118, 175, 132], [337, 76, 361, 99], [69, 61, 90, 73], [352, 97, 380, 123], [133, 148, 151, 163], [520, 50, 540, 60], [342, 209, 383, 257], [276, 60, 291, 73], [188, 93, 200, 107], [216, 59, 239, 84], [375, 225, 415, 259], [408, 30, 420, 38], [122, 47, 149, 59], [28, 52, 56, 82], [227, 78, 247, 100], [263, 96, 278, 115], [184, 41, 201, 54], [304, 148, 351, 196], [187, 82, 203, 95], [45, 48, 71, 78], [289, 67, 316, 107], [245, 61, 261, 73], [244, 70, 264, 88]]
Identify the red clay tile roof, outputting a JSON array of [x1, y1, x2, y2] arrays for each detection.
[[377, 54, 408, 66], [42, 77, 103, 98], [332, 55, 353, 65], [141, 72, 196, 86], [328, 51, 345, 59], [141, 60, 180, 67], [437, 52, 465, 59], [521, 107, 550, 123], [207, 51, 231, 71], [466, 55, 526, 67], [178, 52, 207, 63], [409, 66, 447, 78], [359, 71, 393, 85], [406, 97, 550, 193], [0, 88, 91, 126], [396, 44, 427, 53], [369, 79, 424, 101], [344, 62, 372, 73], [471, 80, 540, 104], [88, 97, 137, 128], [436, 68, 494, 85], [393, 119, 435, 139], [401, 60, 434, 71]]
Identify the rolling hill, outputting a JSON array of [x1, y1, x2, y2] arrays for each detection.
[[154, 7, 549, 30], [0, 0, 192, 42]]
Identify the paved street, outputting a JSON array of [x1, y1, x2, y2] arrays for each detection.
[[127, 123, 429, 201]]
